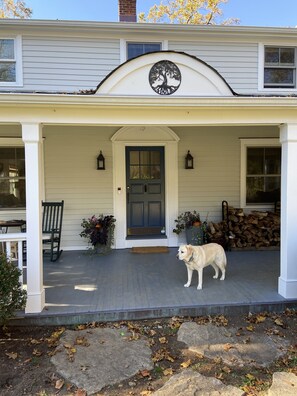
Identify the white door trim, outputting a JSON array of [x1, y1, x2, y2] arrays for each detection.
[[112, 126, 179, 248]]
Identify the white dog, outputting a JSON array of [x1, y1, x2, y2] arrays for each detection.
[[177, 243, 227, 290]]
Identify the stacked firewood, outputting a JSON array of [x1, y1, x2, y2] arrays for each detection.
[[207, 206, 280, 249]]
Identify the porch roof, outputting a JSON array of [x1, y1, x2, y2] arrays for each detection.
[[14, 248, 297, 326]]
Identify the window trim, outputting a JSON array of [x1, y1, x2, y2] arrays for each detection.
[[258, 43, 296, 92], [0, 35, 23, 87], [240, 138, 280, 209], [120, 39, 168, 63]]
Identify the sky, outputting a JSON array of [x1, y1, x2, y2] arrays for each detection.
[[25, 0, 297, 28]]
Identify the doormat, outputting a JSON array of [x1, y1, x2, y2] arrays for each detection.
[[131, 246, 169, 254]]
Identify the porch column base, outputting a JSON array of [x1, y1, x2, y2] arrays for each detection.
[[278, 277, 297, 299], [25, 289, 45, 313]]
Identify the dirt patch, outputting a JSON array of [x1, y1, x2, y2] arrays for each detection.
[[0, 309, 296, 396]]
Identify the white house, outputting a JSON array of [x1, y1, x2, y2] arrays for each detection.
[[0, 0, 297, 313]]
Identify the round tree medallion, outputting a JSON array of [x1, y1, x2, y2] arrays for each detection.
[[149, 60, 181, 95]]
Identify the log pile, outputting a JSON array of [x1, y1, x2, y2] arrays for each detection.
[[207, 207, 280, 250]]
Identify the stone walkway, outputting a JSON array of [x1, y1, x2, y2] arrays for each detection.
[[51, 322, 297, 395]]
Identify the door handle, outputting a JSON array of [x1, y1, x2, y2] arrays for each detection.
[[144, 185, 147, 193]]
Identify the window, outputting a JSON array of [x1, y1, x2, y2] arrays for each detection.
[[241, 139, 281, 207], [127, 42, 161, 60], [0, 147, 25, 208], [0, 36, 22, 85], [264, 46, 295, 88]]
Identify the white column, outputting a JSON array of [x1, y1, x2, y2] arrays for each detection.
[[22, 123, 45, 313], [279, 124, 297, 298]]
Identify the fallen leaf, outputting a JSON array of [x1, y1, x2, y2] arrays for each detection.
[[246, 373, 256, 381], [246, 325, 255, 332], [140, 369, 151, 377], [76, 324, 87, 330], [5, 352, 18, 360], [181, 359, 191, 368], [55, 379, 64, 390], [32, 349, 42, 356], [30, 338, 41, 345], [159, 337, 167, 344], [75, 336, 90, 347], [223, 343, 234, 351], [163, 368, 173, 376], [255, 314, 266, 323], [63, 343, 73, 349], [222, 366, 232, 373], [274, 318, 284, 327], [74, 389, 87, 396], [140, 391, 152, 396]]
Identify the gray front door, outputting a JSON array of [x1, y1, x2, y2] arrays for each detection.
[[126, 146, 165, 236]]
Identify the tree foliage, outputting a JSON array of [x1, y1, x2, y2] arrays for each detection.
[[138, 0, 239, 25], [0, 0, 32, 19]]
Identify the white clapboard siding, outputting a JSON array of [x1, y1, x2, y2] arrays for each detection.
[[43, 125, 118, 249], [168, 41, 258, 94], [41, 125, 279, 249], [173, 125, 279, 223], [22, 37, 120, 92]]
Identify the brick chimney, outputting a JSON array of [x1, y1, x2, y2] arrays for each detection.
[[118, 0, 137, 22]]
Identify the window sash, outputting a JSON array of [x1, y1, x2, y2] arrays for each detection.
[[127, 42, 161, 60], [264, 46, 296, 88], [246, 146, 281, 205], [0, 39, 15, 60], [0, 62, 16, 82], [0, 147, 26, 209]]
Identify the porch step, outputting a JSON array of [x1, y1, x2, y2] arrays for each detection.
[[11, 301, 297, 327]]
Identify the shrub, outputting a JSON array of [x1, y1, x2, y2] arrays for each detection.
[[0, 253, 27, 326]]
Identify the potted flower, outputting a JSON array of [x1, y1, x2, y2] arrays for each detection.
[[173, 210, 207, 245], [80, 214, 116, 253]]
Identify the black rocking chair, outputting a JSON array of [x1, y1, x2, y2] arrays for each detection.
[[42, 200, 64, 261]]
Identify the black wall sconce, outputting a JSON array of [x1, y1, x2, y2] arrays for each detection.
[[97, 150, 105, 170], [185, 150, 194, 169]]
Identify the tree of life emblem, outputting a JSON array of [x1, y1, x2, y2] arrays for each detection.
[[149, 60, 181, 95]]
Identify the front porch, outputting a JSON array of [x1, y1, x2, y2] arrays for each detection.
[[15, 248, 297, 326]]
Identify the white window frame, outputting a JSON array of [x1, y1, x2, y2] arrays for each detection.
[[240, 138, 280, 209], [120, 39, 168, 63], [258, 43, 296, 92], [0, 35, 23, 87]]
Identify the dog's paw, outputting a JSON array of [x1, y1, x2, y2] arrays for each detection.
[[213, 274, 219, 279], [197, 285, 202, 290], [184, 283, 190, 288], [220, 275, 225, 280]]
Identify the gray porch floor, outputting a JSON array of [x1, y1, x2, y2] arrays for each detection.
[[18, 248, 297, 325]]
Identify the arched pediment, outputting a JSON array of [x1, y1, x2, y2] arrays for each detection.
[[96, 51, 234, 97], [111, 126, 180, 142]]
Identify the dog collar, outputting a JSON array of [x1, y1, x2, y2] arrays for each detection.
[[188, 253, 194, 263]]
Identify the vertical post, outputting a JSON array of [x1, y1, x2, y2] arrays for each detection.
[[279, 124, 297, 298], [22, 123, 45, 313]]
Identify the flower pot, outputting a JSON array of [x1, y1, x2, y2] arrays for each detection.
[[185, 225, 204, 246]]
